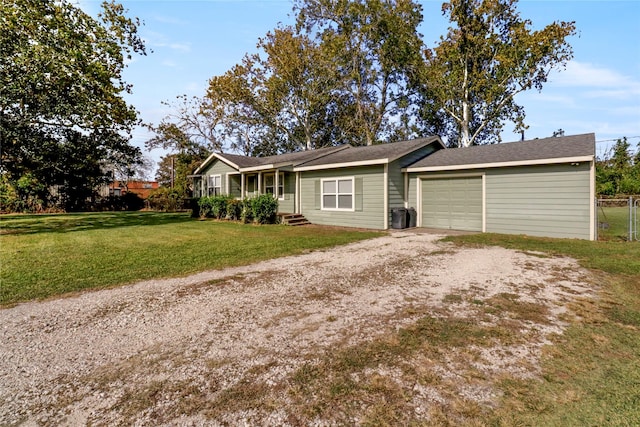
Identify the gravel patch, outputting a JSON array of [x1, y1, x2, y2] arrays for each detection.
[[0, 231, 594, 425]]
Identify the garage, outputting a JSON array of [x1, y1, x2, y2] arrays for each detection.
[[405, 134, 596, 240], [420, 176, 483, 231]]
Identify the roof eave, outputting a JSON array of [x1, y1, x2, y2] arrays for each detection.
[[386, 136, 445, 163], [194, 152, 241, 174], [404, 155, 595, 173], [294, 158, 389, 172]]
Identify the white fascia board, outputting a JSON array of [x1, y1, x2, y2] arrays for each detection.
[[294, 158, 388, 172], [239, 164, 276, 173], [404, 155, 594, 173]]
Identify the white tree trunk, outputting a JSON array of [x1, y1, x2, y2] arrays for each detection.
[[460, 59, 472, 148], [461, 100, 471, 148]]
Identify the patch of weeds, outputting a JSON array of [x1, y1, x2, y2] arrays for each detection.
[[174, 274, 247, 298], [203, 362, 282, 419], [483, 292, 550, 324], [518, 250, 550, 259], [286, 315, 520, 424], [443, 293, 463, 304], [429, 249, 457, 256], [108, 379, 206, 424]]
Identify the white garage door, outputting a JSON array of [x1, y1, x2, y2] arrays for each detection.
[[421, 177, 482, 231]]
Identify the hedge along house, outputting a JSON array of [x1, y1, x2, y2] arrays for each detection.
[[404, 133, 596, 240], [191, 137, 444, 229]]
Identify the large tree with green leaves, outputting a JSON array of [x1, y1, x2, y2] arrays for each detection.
[[597, 138, 640, 196], [201, 26, 342, 155], [296, 0, 427, 146], [416, 0, 576, 147], [0, 0, 146, 210]]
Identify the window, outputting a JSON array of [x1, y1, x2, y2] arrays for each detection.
[[208, 174, 221, 196], [264, 173, 284, 199], [246, 175, 257, 197], [321, 177, 354, 211]]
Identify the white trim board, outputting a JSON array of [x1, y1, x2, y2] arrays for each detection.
[[404, 156, 594, 173]]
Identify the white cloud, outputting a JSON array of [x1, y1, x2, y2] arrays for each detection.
[[143, 31, 192, 53], [550, 61, 640, 99]]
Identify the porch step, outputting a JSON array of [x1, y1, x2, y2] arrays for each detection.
[[279, 213, 311, 226]]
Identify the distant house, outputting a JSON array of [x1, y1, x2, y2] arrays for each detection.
[[192, 133, 596, 240], [100, 180, 159, 199]]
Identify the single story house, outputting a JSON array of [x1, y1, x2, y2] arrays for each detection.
[[192, 133, 596, 240]]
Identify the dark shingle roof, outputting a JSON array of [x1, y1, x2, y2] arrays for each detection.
[[296, 137, 443, 168], [215, 145, 349, 170], [407, 133, 595, 170]]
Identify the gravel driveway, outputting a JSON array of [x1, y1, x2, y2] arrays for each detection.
[[0, 230, 594, 425]]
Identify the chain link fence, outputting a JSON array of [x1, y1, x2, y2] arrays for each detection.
[[596, 197, 639, 241]]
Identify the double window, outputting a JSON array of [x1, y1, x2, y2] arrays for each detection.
[[208, 175, 221, 196], [321, 177, 354, 211]]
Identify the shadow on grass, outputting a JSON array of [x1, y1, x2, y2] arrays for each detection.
[[0, 211, 194, 235]]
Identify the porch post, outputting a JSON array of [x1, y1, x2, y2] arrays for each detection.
[[274, 168, 279, 199], [241, 173, 245, 199], [258, 172, 262, 194], [295, 172, 300, 214]]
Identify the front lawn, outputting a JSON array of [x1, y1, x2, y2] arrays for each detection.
[[0, 212, 381, 305]]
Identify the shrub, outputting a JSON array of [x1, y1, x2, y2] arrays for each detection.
[[147, 187, 183, 212], [199, 194, 278, 224], [250, 194, 279, 224], [240, 198, 253, 224], [226, 198, 242, 221], [198, 195, 235, 219]]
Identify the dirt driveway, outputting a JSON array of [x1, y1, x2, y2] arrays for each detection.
[[0, 231, 594, 426]]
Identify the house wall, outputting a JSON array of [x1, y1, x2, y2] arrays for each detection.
[[299, 165, 385, 229], [278, 172, 296, 213], [199, 159, 239, 195], [484, 163, 591, 239], [387, 144, 439, 224], [409, 162, 593, 239]]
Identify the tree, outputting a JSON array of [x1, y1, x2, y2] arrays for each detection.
[[416, 0, 576, 147], [254, 27, 341, 151], [296, 0, 426, 145], [155, 151, 207, 197], [0, 0, 146, 210], [203, 26, 341, 155], [146, 94, 226, 155], [596, 138, 640, 196]]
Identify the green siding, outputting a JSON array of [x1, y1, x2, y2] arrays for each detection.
[[201, 159, 239, 195], [409, 162, 592, 240], [387, 145, 439, 225], [485, 163, 591, 239], [421, 177, 483, 231], [300, 165, 385, 229], [278, 173, 295, 213]]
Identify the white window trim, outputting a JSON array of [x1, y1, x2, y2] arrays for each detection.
[[264, 172, 285, 200], [321, 177, 355, 211], [208, 174, 222, 196]]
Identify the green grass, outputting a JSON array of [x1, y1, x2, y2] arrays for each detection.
[[0, 212, 381, 305], [444, 233, 640, 426], [597, 206, 635, 241]]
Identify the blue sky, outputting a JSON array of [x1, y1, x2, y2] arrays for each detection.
[[78, 0, 640, 168]]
